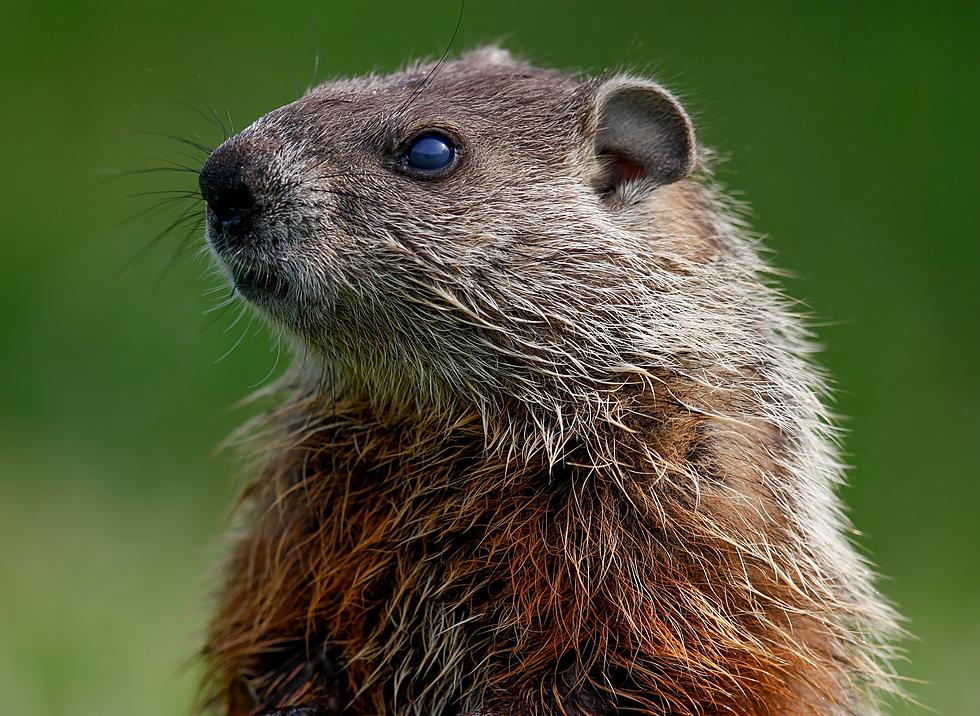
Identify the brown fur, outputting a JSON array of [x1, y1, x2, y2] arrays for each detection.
[[195, 49, 898, 715], [203, 380, 891, 715]]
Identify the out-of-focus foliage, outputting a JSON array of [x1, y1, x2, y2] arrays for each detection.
[[1, 2, 977, 713]]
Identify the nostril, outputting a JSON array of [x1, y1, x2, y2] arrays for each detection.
[[205, 183, 254, 227], [199, 146, 257, 232], [209, 202, 241, 226]]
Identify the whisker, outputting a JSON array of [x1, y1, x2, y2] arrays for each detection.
[[102, 166, 200, 184], [119, 194, 200, 227], [139, 131, 214, 157], [248, 323, 286, 389], [153, 217, 206, 291], [125, 189, 202, 200], [121, 206, 205, 274], [166, 82, 231, 140], [221, 300, 250, 336], [216, 310, 255, 363], [309, 48, 321, 93], [169, 151, 207, 167], [140, 156, 203, 173], [386, 0, 466, 126], [203, 284, 232, 297], [169, 95, 228, 141], [201, 293, 239, 334]]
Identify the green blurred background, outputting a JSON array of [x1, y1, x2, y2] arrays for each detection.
[[1, 1, 977, 714]]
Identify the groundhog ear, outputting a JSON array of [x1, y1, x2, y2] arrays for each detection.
[[592, 78, 696, 194]]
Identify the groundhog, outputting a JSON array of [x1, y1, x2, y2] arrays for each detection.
[[194, 47, 899, 715]]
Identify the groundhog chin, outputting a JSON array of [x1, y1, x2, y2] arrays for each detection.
[[204, 223, 299, 308], [213, 252, 346, 344], [229, 264, 292, 304]]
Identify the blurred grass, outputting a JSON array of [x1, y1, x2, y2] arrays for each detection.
[[1, 1, 978, 714], [0, 448, 228, 715]]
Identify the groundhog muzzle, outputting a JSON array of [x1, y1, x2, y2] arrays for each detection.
[[195, 47, 899, 716]]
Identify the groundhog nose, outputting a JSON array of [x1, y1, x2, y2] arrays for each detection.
[[199, 144, 256, 234]]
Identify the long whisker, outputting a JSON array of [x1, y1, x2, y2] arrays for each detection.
[[139, 131, 214, 157], [215, 309, 256, 363], [251, 326, 286, 389], [121, 206, 205, 274], [386, 0, 466, 125], [125, 189, 202, 199], [165, 82, 231, 140], [139, 156, 203, 173], [102, 166, 200, 184], [154, 217, 206, 291], [119, 194, 200, 226], [221, 300, 251, 336], [201, 290, 240, 335]]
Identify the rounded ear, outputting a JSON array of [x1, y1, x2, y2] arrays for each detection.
[[592, 77, 696, 194]]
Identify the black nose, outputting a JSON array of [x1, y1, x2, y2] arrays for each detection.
[[199, 144, 256, 235]]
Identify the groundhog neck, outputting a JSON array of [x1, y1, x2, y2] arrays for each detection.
[[203, 381, 871, 714]]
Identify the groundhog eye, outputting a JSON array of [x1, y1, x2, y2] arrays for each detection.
[[406, 134, 454, 172]]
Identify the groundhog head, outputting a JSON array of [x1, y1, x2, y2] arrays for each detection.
[[197, 48, 747, 422]]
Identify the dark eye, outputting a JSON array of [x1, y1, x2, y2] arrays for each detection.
[[406, 134, 455, 172]]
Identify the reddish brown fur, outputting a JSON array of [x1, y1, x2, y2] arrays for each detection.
[[203, 377, 881, 715]]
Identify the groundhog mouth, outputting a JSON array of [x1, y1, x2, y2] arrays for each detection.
[[228, 263, 291, 303]]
